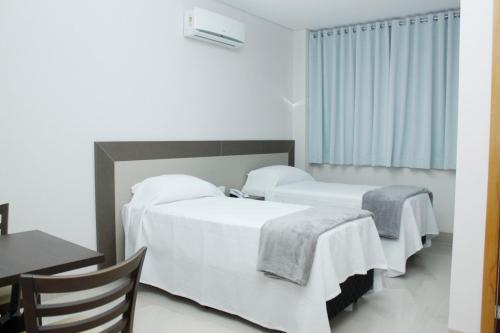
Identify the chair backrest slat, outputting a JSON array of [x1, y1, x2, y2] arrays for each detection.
[[41, 299, 130, 333], [37, 279, 134, 317], [32, 252, 145, 293], [0, 203, 9, 236], [21, 247, 146, 333]]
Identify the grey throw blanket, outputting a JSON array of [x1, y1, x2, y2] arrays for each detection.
[[257, 207, 372, 286], [362, 185, 433, 240]]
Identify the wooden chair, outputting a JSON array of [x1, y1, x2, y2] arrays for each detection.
[[0, 204, 10, 316], [21, 247, 147, 333]]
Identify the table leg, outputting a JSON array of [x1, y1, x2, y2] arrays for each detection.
[[0, 283, 25, 333]]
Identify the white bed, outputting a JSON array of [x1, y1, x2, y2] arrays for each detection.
[[123, 196, 387, 333], [242, 166, 439, 277]]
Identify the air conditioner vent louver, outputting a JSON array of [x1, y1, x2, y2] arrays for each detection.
[[197, 29, 242, 44]]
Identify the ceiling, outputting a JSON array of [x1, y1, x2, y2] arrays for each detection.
[[217, 0, 460, 30]]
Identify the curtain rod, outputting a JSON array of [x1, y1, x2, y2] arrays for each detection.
[[311, 8, 460, 36]]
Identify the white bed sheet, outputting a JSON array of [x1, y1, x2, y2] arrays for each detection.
[[123, 197, 387, 333], [267, 181, 440, 277]]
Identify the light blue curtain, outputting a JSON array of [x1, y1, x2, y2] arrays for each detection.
[[308, 10, 460, 170]]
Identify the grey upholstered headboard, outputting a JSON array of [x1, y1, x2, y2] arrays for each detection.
[[94, 141, 295, 267]]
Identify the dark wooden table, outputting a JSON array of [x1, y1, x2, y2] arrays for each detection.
[[0, 230, 104, 332]]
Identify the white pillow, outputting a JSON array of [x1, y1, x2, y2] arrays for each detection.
[[242, 165, 313, 197], [130, 175, 224, 208]]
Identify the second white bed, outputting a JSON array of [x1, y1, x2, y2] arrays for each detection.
[[123, 196, 387, 333], [267, 181, 439, 277]]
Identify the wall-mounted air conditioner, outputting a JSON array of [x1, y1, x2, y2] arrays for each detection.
[[184, 8, 246, 49]]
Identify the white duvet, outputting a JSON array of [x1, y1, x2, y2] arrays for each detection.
[[267, 181, 440, 277], [123, 197, 387, 333]]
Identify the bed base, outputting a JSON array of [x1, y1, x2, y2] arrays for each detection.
[[325, 235, 424, 318], [326, 269, 374, 318]]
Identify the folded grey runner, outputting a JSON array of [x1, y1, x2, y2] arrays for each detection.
[[362, 185, 433, 240], [257, 207, 372, 286]]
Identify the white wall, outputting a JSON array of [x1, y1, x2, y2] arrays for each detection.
[[448, 0, 494, 331], [0, 0, 293, 249], [311, 166, 456, 233]]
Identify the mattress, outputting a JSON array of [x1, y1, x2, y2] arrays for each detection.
[[267, 181, 440, 277], [123, 197, 387, 333]]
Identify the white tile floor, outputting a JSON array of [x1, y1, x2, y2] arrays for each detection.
[[131, 234, 453, 333]]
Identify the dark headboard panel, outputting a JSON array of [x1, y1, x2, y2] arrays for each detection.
[[95, 140, 295, 268]]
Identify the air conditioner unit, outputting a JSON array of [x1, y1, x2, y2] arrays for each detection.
[[184, 8, 246, 49]]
